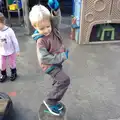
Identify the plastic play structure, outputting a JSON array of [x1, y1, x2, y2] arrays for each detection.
[[71, 0, 120, 44]]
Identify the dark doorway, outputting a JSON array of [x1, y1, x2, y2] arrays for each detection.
[[60, 0, 72, 15], [90, 23, 120, 42]]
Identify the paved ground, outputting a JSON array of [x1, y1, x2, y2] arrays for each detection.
[[1, 16, 120, 120]]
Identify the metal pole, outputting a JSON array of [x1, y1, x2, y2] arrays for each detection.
[[21, 0, 33, 35]]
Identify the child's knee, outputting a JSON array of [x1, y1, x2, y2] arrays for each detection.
[[55, 69, 70, 86], [67, 76, 70, 86], [64, 75, 70, 87]]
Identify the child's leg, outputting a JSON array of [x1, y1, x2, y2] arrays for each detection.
[[0, 55, 7, 82], [0, 55, 7, 71], [47, 67, 70, 104], [8, 53, 16, 69], [43, 67, 70, 115], [8, 53, 17, 81]]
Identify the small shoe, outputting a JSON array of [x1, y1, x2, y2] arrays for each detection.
[[43, 100, 61, 116], [0, 75, 7, 83], [10, 73, 17, 81], [10, 68, 17, 81], [56, 102, 63, 111], [0, 70, 7, 83]]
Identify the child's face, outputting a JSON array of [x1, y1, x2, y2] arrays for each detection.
[[0, 23, 4, 30], [35, 19, 52, 36]]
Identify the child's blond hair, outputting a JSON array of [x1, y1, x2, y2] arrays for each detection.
[[29, 5, 51, 27]]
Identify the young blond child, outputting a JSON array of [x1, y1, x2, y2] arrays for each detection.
[[29, 0, 70, 116], [0, 12, 20, 82]]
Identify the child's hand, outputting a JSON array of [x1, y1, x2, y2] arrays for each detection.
[[64, 49, 69, 59], [48, 0, 59, 11], [16, 52, 20, 56], [59, 45, 65, 52]]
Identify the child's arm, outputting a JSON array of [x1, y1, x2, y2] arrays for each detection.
[[48, 0, 61, 29], [10, 28, 20, 53], [37, 39, 68, 64], [51, 9, 61, 29]]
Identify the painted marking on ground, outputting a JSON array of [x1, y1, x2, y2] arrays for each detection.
[[8, 92, 16, 97]]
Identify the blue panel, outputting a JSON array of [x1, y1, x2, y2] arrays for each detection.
[[74, 0, 82, 26], [73, 0, 82, 42]]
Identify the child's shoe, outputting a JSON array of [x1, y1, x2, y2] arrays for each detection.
[[56, 102, 63, 110], [0, 70, 7, 82], [10, 68, 17, 81], [43, 100, 63, 116]]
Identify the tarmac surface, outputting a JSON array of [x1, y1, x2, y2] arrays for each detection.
[[0, 16, 120, 120]]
